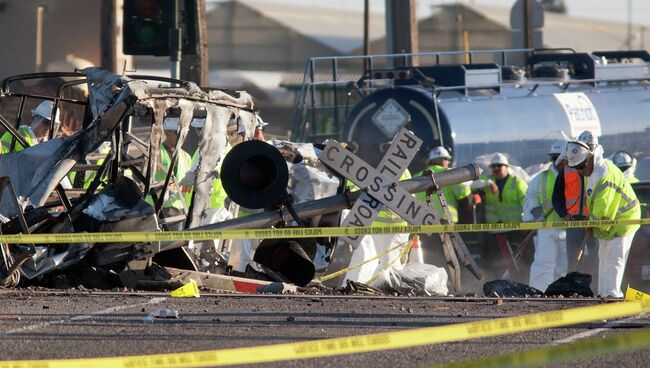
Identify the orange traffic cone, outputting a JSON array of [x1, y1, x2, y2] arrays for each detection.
[[408, 235, 424, 264]]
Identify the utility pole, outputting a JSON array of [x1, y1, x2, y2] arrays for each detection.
[[170, 0, 182, 79], [363, 0, 370, 71], [627, 0, 633, 50], [363, 0, 370, 54], [181, 0, 208, 86], [101, 0, 117, 72], [385, 0, 418, 67], [35, 5, 44, 72], [524, 0, 532, 49]]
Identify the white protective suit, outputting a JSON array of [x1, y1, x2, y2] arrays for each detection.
[[523, 163, 567, 291], [341, 209, 409, 286]]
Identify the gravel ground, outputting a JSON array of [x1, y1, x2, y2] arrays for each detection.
[[0, 289, 648, 367]]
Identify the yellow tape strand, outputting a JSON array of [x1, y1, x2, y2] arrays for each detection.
[[1, 299, 648, 368], [320, 239, 411, 282], [1, 218, 649, 244], [363, 238, 414, 286]]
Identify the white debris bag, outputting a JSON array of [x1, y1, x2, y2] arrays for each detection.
[[373, 263, 449, 296]]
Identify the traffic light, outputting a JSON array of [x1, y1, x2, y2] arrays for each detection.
[[123, 0, 172, 56]]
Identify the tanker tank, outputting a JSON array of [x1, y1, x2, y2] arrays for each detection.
[[292, 49, 650, 174]]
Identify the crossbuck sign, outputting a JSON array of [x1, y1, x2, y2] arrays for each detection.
[[319, 128, 439, 246]]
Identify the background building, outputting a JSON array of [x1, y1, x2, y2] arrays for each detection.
[[0, 0, 641, 137]]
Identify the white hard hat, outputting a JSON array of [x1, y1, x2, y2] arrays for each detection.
[[31, 100, 60, 123], [490, 152, 509, 166], [565, 141, 592, 167], [549, 140, 566, 155], [577, 130, 598, 149], [612, 151, 634, 170], [428, 146, 452, 161], [163, 116, 180, 131]]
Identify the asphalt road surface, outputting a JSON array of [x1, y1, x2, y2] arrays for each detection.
[[0, 289, 648, 368]]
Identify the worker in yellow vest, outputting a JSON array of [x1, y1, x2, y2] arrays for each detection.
[[471, 153, 528, 224], [565, 139, 640, 297], [471, 152, 528, 279], [1, 100, 58, 153], [416, 146, 471, 223], [146, 116, 192, 229]]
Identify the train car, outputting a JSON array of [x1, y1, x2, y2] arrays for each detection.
[[339, 49, 650, 173]]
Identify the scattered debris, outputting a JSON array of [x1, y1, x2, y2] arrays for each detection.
[[257, 282, 295, 294], [152, 308, 179, 319], [545, 272, 594, 297], [483, 280, 544, 297], [374, 263, 449, 296], [340, 280, 384, 296], [143, 308, 179, 325]]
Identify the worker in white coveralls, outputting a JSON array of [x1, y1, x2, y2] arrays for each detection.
[[524, 140, 568, 291], [343, 170, 412, 286], [343, 137, 413, 286], [564, 140, 640, 297]]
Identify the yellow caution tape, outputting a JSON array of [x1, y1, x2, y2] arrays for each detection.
[[170, 279, 200, 298], [1, 218, 649, 244], [435, 326, 650, 368], [1, 294, 649, 367], [320, 238, 412, 282], [625, 285, 650, 302]]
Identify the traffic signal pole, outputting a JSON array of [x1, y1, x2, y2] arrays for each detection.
[[170, 0, 182, 79]]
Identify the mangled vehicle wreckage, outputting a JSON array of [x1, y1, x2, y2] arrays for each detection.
[[0, 69, 479, 291]]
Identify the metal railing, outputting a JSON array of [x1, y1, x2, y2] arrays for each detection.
[[289, 48, 534, 142]]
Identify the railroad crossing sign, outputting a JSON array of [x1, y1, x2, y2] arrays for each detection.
[[319, 128, 483, 290], [333, 128, 423, 248]]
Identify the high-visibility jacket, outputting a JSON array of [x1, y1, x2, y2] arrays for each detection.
[[146, 144, 192, 211], [586, 160, 640, 240], [416, 165, 471, 223], [552, 168, 589, 219], [69, 143, 110, 189], [524, 166, 563, 222], [564, 168, 589, 218], [481, 174, 527, 224], [537, 168, 562, 222], [1, 126, 38, 153]]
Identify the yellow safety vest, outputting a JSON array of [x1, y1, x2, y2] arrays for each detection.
[[587, 160, 640, 240], [538, 169, 562, 222], [1, 126, 38, 153], [146, 144, 192, 211], [482, 174, 527, 224], [416, 165, 471, 223]]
